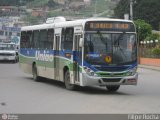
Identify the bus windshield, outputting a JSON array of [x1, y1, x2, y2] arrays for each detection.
[[0, 44, 15, 51], [84, 33, 137, 65]]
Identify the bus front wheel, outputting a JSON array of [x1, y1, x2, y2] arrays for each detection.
[[106, 85, 120, 92], [32, 64, 40, 82], [64, 70, 75, 90]]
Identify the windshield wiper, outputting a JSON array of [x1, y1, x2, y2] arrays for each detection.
[[114, 32, 125, 45], [113, 33, 127, 58], [97, 31, 106, 45]]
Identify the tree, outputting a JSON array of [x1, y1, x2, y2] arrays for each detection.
[[114, 0, 160, 30], [47, 0, 57, 8], [0, 0, 19, 6], [146, 33, 160, 41], [23, 15, 40, 25], [114, 0, 129, 19], [134, 19, 152, 42]]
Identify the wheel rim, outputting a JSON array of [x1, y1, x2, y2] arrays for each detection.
[[65, 71, 74, 89]]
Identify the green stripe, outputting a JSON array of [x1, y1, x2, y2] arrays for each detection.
[[19, 55, 82, 72]]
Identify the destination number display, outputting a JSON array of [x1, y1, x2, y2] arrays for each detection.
[[85, 21, 135, 32]]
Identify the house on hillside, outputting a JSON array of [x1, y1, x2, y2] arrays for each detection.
[[31, 8, 47, 17], [59, 0, 91, 11], [0, 6, 26, 16], [54, 0, 91, 6]]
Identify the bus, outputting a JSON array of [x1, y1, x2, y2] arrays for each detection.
[[19, 17, 138, 92]]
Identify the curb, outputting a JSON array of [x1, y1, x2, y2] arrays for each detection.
[[138, 65, 160, 71]]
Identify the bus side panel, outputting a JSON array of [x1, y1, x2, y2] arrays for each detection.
[[34, 50, 55, 80], [19, 49, 36, 75]]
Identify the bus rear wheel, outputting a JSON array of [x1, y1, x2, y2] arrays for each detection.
[[64, 70, 75, 90], [106, 85, 120, 92], [32, 64, 40, 82]]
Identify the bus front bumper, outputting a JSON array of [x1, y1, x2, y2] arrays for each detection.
[[81, 73, 138, 86]]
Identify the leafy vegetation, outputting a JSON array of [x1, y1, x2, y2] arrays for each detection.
[[146, 33, 160, 41], [0, 0, 20, 6], [0, 0, 34, 6], [152, 48, 160, 56], [26, 0, 59, 8], [134, 19, 152, 42], [23, 14, 41, 25], [114, 0, 160, 30]]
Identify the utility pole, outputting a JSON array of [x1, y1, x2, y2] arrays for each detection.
[[130, 0, 133, 20]]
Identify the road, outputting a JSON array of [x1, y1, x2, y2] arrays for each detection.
[[0, 62, 160, 114]]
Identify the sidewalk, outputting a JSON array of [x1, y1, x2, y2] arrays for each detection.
[[138, 64, 160, 71]]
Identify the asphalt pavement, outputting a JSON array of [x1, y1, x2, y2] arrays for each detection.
[[0, 62, 160, 114]]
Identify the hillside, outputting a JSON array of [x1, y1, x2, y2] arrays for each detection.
[[0, 0, 118, 25], [49, 0, 114, 18]]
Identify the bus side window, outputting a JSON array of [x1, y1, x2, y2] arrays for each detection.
[[47, 29, 54, 49], [63, 27, 74, 50], [20, 31, 27, 48], [61, 28, 65, 50], [39, 30, 47, 49], [33, 30, 40, 49], [27, 31, 33, 48]]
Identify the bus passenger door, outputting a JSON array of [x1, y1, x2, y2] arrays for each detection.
[[73, 34, 82, 83], [54, 35, 60, 80]]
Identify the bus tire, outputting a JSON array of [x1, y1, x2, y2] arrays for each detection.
[[106, 85, 120, 92], [32, 64, 40, 82], [64, 70, 75, 90]]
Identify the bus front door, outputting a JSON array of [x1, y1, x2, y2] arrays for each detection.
[[73, 34, 82, 83]]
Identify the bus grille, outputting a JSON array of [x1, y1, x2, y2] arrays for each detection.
[[98, 72, 125, 77], [102, 78, 121, 83], [95, 66, 128, 72]]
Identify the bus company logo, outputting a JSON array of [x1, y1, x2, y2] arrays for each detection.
[[2, 114, 8, 120], [110, 72, 115, 76], [35, 51, 53, 62]]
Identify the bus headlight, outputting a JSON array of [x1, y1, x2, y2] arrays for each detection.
[[83, 66, 97, 76], [126, 67, 137, 76]]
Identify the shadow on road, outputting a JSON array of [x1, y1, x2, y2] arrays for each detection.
[[23, 77, 131, 96], [0, 61, 18, 64], [75, 86, 131, 95]]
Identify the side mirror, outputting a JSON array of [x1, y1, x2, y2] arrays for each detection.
[[79, 38, 84, 47]]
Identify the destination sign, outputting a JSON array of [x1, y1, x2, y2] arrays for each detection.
[[85, 21, 135, 32]]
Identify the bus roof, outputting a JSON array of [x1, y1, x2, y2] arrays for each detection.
[[21, 17, 133, 31]]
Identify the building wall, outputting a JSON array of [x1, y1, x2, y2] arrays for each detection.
[[0, 17, 21, 43]]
